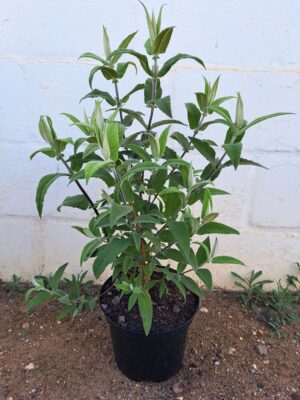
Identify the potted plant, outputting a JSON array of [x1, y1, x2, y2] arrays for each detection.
[[26, 2, 290, 382]]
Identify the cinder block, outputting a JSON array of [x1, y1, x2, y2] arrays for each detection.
[[43, 219, 110, 282], [0, 216, 42, 280], [207, 228, 300, 289], [250, 153, 300, 228]]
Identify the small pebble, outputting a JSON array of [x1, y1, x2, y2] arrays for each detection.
[[173, 305, 181, 313], [256, 344, 268, 357], [112, 296, 120, 306], [22, 322, 29, 329], [200, 307, 208, 313], [173, 382, 184, 394], [228, 347, 237, 356], [25, 363, 35, 371]]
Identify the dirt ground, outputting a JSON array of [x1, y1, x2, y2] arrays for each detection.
[[0, 284, 299, 400]]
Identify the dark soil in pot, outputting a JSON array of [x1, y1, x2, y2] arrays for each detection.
[[100, 274, 199, 382], [100, 274, 198, 333]]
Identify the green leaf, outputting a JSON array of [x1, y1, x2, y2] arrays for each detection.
[[180, 275, 202, 297], [36, 173, 67, 217], [99, 66, 118, 80], [134, 215, 161, 224], [103, 26, 112, 58], [195, 92, 207, 111], [148, 133, 160, 158], [212, 256, 245, 265], [160, 192, 183, 218], [198, 222, 239, 235], [121, 161, 163, 181], [26, 291, 54, 311], [144, 78, 162, 103], [151, 119, 185, 129], [51, 263, 68, 290], [93, 238, 131, 278], [162, 248, 186, 263], [112, 31, 138, 63], [84, 160, 113, 183], [235, 93, 244, 129], [243, 112, 293, 133], [57, 194, 89, 212], [116, 61, 137, 78], [153, 26, 174, 54], [185, 103, 201, 129], [190, 137, 216, 163], [155, 96, 172, 118], [207, 76, 220, 104], [223, 143, 242, 170], [159, 53, 205, 77], [128, 292, 138, 311], [159, 186, 182, 196], [104, 123, 119, 161], [108, 49, 153, 76], [79, 52, 107, 64], [109, 203, 133, 227], [82, 143, 99, 160], [195, 268, 212, 291], [30, 147, 56, 160], [80, 89, 116, 106], [139, 0, 155, 42], [120, 108, 147, 128], [126, 144, 151, 162], [168, 221, 190, 260], [196, 237, 211, 266], [138, 290, 153, 335], [209, 105, 232, 124], [223, 157, 267, 169], [80, 238, 101, 265], [171, 131, 190, 151]]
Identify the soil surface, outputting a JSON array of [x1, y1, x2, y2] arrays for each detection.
[[100, 276, 198, 332], [0, 284, 300, 400]]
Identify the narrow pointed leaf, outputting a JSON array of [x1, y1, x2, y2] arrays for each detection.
[[153, 26, 174, 54], [84, 160, 113, 183], [80, 89, 116, 106], [185, 103, 201, 129], [155, 95, 172, 118], [112, 31, 138, 63], [159, 54, 205, 77], [212, 256, 245, 265], [198, 222, 239, 235], [109, 49, 153, 76], [168, 221, 190, 260], [93, 238, 131, 278], [57, 195, 89, 212], [223, 143, 242, 170], [190, 137, 216, 163], [138, 290, 153, 335], [109, 203, 133, 227], [195, 268, 212, 291], [36, 173, 68, 217], [158, 125, 171, 156]]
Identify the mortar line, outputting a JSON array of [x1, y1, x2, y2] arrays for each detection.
[[0, 55, 300, 75]]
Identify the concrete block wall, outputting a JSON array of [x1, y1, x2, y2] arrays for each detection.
[[0, 0, 299, 287]]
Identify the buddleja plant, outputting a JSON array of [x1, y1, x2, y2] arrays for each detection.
[[27, 2, 289, 334]]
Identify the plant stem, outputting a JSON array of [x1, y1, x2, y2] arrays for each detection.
[[114, 81, 123, 124], [150, 114, 207, 207], [147, 56, 159, 132], [60, 157, 100, 216]]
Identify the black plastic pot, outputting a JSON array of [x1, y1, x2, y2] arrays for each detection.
[[100, 277, 199, 382]]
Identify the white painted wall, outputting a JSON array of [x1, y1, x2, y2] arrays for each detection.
[[0, 0, 299, 287]]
